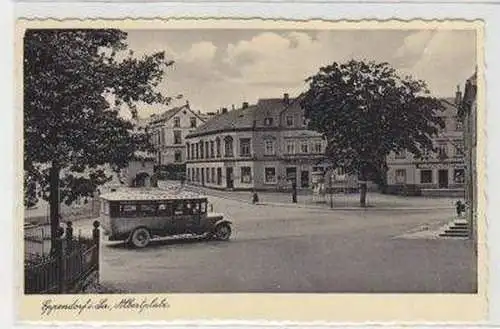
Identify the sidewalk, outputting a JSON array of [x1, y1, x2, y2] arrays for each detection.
[[164, 181, 457, 211]]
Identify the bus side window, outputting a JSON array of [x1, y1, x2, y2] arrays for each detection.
[[110, 203, 120, 217], [158, 203, 172, 216], [173, 201, 184, 216], [120, 204, 137, 217], [140, 204, 157, 216]]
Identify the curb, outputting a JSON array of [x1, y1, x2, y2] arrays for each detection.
[[163, 186, 455, 212], [255, 202, 454, 211]]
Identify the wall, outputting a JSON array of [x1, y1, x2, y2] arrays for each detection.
[[122, 160, 155, 187]]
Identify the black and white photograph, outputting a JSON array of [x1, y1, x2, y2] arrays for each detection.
[[21, 22, 481, 301]]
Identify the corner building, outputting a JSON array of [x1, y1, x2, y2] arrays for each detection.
[[185, 94, 328, 191], [385, 91, 466, 197]]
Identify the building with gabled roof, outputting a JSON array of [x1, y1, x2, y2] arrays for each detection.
[[147, 101, 208, 171], [184, 93, 335, 191], [385, 90, 467, 196]]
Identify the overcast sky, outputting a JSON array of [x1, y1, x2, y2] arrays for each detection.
[[122, 29, 476, 118]]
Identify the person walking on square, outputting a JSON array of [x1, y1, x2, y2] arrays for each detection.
[[292, 182, 298, 203]]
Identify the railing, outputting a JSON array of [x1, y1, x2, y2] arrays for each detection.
[[24, 221, 100, 294]]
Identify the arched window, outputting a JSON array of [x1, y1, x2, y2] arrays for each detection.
[[224, 136, 234, 157]]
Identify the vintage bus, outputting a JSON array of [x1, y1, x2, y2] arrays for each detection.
[[99, 188, 232, 248]]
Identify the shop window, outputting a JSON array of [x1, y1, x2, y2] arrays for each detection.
[[265, 167, 277, 184], [420, 170, 433, 184], [241, 167, 252, 183], [395, 169, 407, 184]]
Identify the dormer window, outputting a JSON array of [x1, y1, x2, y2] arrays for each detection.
[[264, 117, 274, 126], [286, 115, 294, 126]]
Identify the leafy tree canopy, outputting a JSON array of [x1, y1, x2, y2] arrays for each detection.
[[24, 29, 174, 207], [301, 60, 445, 202]]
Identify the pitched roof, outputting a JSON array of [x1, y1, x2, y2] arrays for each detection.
[[187, 96, 302, 137], [148, 104, 188, 125]]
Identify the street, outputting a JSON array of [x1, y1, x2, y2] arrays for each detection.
[[94, 193, 476, 293]]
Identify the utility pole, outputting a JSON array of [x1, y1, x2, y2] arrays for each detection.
[[329, 172, 333, 209]]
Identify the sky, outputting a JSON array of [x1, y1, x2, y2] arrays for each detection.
[[121, 29, 477, 118]]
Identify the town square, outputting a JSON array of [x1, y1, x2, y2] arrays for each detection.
[[22, 26, 478, 295]]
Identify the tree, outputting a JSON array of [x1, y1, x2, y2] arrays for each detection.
[[24, 29, 174, 251], [301, 60, 445, 207]]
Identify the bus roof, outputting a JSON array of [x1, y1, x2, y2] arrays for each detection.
[[99, 188, 207, 202]]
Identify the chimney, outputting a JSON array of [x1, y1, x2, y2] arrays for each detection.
[[185, 100, 190, 109], [455, 85, 462, 106], [242, 102, 249, 109], [232, 104, 235, 111], [221, 108, 228, 114], [283, 93, 290, 104]]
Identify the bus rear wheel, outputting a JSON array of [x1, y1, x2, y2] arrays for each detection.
[[130, 228, 151, 248]]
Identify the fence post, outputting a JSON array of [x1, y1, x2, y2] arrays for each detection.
[[55, 225, 66, 293], [92, 220, 100, 284]]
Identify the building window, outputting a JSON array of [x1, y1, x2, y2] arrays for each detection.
[[440, 117, 447, 130], [190, 117, 197, 128], [200, 140, 204, 159], [224, 136, 234, 157], [337, 167, 345, 176], [301, 142, 309, 153], [205, 141, 210, 159], [395, 169, 407, 184], [195, 143, 199, 159], [454, 169, 465, 184], [240, 138, 251, 157], [264, 140, 275, 155], [314, 142, 322, 153], [437, 145, 448, 159], [286, 140, 295, 154], [186, 143, 190, 160], [302, 116, 308, 126], [264, 117, 274, 126], [420, 170, 432, 184], [216, 137, 221, 157], [217, 168, 222, 185], [206, 167, 210, 183], [211, 168, 215, 183], [173, 117, 180, 128], [173, 130, 182, 145], [160, 128, 166, 145], [174, 151, 182, 163], [196, 168, 200, 182], [264, 167, 277, 184], [286, 115, 294, 126], [454, 141, 464, 157], [240, 167, 252, 183], [456, 118, 464, 131], [395, 150, 406, 159], [210, 141, 215, 158]]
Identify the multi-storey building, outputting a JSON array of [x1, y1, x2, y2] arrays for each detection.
[[386, 90, 466, 196], [185, 94, 329, 191], [148, 102, 207, 166]]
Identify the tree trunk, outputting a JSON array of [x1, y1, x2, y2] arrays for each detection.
[[49, 162, 61, 254], [359, 167, 367, 207]]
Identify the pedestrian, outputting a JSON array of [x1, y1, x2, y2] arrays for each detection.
[[292, 182, 297, 203], [252, 191, 259, 204], [455, 200, 464, 217]]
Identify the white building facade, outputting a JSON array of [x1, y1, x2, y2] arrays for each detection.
[[185, 95, 330, 191], [386, 93, 466, 196], [148, 103, 207, 166]]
